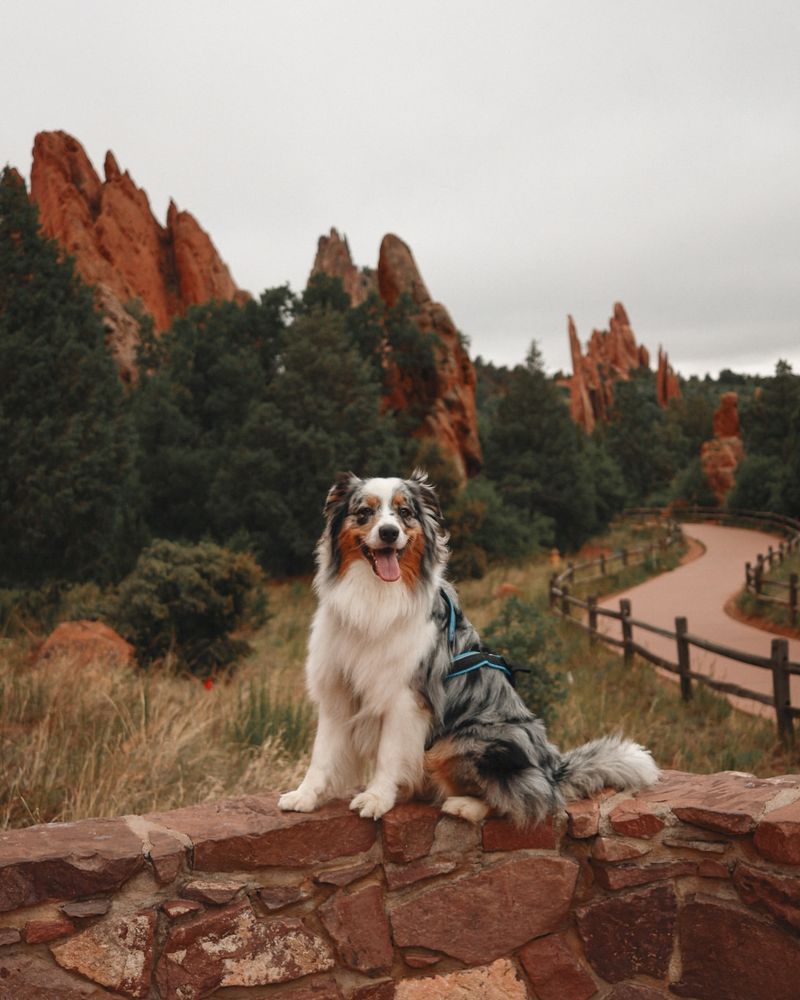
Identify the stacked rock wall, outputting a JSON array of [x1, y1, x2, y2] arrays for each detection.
[[2, 770, 800, 998]]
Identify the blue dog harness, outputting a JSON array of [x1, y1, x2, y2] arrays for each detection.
[[439, 589, 514, 684]]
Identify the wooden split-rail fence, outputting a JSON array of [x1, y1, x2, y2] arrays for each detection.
[[549, 507, 800, 743]]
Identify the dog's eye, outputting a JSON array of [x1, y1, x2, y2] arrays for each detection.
[[356, 507, 373, 523], [398, 506, 413, 520]]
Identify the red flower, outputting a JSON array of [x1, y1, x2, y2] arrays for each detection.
[[203, 678, 214, 690]]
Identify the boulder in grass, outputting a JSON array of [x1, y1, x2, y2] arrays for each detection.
[[36, 621, 135, 668]]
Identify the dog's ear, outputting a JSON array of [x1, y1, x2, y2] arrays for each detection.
[[408, 467, 443, 522], [323, 471, 360, 517]]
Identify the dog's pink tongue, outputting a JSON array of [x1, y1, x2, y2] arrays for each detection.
[[375, 549, 401, 582]]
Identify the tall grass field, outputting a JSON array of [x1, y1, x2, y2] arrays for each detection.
[[1, 522, 795, 829]]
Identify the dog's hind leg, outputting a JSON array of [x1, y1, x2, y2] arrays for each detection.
[[441, 796, 490, 823]]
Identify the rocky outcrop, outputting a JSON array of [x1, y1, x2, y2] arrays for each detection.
[[1, 771, 800, 998], [29, 131, 244, 373], [35, 621, 135, 669], [311, 231, 482, 480], [311, 229, 376, 307], [701, 392, 744, 502], [656, 347, 681, 409], [567, 304, 679, 432]]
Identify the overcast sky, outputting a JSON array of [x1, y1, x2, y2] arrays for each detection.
[[4, 1, 799, 377]]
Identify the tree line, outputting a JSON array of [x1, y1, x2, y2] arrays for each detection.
[[2, 165, 798, 595]]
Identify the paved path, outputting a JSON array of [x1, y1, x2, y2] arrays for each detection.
[[598, 523, 800, 719]]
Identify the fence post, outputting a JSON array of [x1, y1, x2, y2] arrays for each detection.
[[588, 595, 598, 645], [620, 598, 633, 666], [548, 574, 557, 611], [790, 573, 798, 627], [600, 553, 606, 576], [745, 561, 752, 590], [771, 638, 793, 744], [567, 561, 575, 583], [621, 547, 629, 568], [755, 555, 764, 594], [675, 616, 692, 701], [768, 545, 775, 569], [561, 585, 571, 620]]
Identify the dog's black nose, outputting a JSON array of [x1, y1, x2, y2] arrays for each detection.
[[379, 524, 399, 544]]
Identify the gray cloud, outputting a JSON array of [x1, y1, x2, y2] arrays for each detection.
[[3, 0, 798, 378]]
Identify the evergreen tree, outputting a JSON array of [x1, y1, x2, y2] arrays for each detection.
[[133, 290, 290, 539], [483, 344, 603, 551], [0, 167, 138, 585], [209, 308, 402, 573]]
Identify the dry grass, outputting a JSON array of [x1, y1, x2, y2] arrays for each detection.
[[1, 519, 795, 829]]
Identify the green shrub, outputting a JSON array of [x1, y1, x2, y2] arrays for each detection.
[[114, 540, 264, 674], [481, 597, 567, 724]]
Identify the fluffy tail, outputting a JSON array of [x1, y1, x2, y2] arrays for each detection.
[[558, 735, 660, 801]]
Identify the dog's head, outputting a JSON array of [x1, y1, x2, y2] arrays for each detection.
[[316, 469, 448, 588]]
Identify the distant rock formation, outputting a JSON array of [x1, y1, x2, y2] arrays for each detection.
[[567, 303, 680, 432], [311, 228, 376, 306], [656, 347, 682, 410], [311, 230, 482, 481], [701, 392, 744, 501], [29, 130, 245, 376]]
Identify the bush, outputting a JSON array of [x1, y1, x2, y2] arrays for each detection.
[[481, 597, 567, 724], [114, 540, 264, 674]]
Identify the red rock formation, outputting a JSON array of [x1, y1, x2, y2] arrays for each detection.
[[701, 392, 744, 502], [35, 620, 135, 668], [310, 230, 482, 481], [29, 131, 243, 372], [310, 228, 376, 306], [567, 304, 679, 432], [656, 347, 681, 409]]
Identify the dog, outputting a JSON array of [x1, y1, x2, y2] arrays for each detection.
[[278, 469, 659, 824]]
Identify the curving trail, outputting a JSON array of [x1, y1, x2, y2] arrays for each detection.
[[598, 523, 800, 718]]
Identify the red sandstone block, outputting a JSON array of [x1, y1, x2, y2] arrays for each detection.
[[23, 916, 74, 943], [155, 899, 334, 995], [390, 855, 578, 964], [590, 859, 696, 891], [319, 884, 393, 975], [698, 859, 730, 879], [754, 800, 800, 865], [671, 898, 800, 999], [733, 861, 800, 930], [592, 837, 651, 862], [576, 884, 677, 982], [382, 803, 440, 862], [482, 814, 558, 851], [609, 800, 666, 838], [146, 796, 377, 870], [638, 770, 787, 836], [0, 817, 145, 912], [566, 799, 600, 839], [519, 932, 598, 1000], [384, 856, 458, 890]]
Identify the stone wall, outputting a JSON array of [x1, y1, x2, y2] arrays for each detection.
[[2, 770, 800, 998]]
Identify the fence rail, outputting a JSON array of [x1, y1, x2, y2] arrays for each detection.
[[550, 508, 800, 743]]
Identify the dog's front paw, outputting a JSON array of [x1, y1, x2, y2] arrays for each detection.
[[278, 788, 319, 813], [349, 788, 395, 819]]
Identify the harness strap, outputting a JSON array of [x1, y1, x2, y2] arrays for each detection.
[[446, 650, 514, 682], [439, 589, 515, 684]]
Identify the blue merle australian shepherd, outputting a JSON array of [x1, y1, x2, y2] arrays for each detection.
[[279, 470, 659, 824]]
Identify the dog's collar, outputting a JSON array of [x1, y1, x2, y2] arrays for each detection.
[[439, 589, 514, 684]]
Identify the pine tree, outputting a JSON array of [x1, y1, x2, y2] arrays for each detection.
[[0, 167, 139, 585]]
